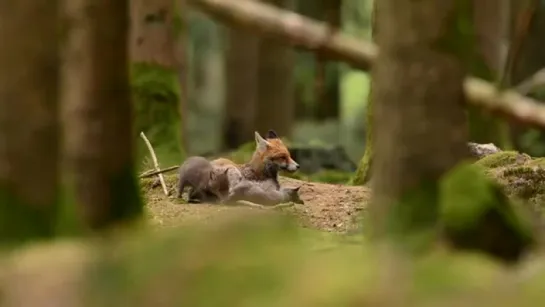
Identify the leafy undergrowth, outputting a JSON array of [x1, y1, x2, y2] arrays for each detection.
[[2, 212, 545, 307], [4, 151, 545, 305]]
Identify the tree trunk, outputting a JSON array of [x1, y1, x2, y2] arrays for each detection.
[[255, 0, 296, 138], [467, 0, 511, 148], [61, 0, 143, 229], [351, 0, 375, 186], [131, 0, 184, 165], [370, 0, 469, 245], [222, 0, 260, 150], [314, 0, 341, 121], [510, 1, 545, 155], [177, 0, 190, 153], [0, 0, 60, 243]]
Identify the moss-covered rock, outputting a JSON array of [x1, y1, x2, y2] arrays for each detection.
[[474, 151, 531, 169], [131, 63, 183, 170], [439, 162, 535, 263]]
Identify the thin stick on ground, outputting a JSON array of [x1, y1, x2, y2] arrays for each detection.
[[139, 132, 169, 196], [188, 0, 545, 129], [232, 200, 296, 210], [140, 165, 180, 178]]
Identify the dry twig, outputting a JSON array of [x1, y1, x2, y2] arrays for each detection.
[[140, 165, 180, 178], [139, 132, 169, 196], [188, 0, 545, 129]]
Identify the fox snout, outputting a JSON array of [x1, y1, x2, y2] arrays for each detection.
[[284, 159, 299, 172]]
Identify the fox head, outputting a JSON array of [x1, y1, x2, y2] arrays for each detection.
[[284, 186, 304, 204], [254, 130, 299, 173]]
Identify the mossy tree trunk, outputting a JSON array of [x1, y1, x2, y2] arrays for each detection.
[[61, 0, 143, 229], [466, 0, 511, 148], [222, 0, 259, 150], [130, 0, 184, 165], [370, 0, 470, 248], [351, 1, 375, 186], [0, 0, 60, 244], [176, 0, 190, 153], [254, 0, 296, 138], [314, 0, 341, 121]]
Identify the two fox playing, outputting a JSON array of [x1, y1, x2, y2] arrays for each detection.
[[176, 129, 303, 205]]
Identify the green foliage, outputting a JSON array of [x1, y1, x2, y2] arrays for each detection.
[[9, 214, 545, 307], [131, 63, 183, 169]]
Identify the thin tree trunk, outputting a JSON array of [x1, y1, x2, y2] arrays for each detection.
[[370, 0, 469, 244], [314, 0, 341, 121], [351, 0, 375, 186], [254, 0, 296, 138], [131, 0, 184, 164], [61, 0, 143, 229], [177, 0, 190, 153], [222, 0, 259, 150], [510, 1, 545, 155], [0, 0, 60, 243], [467, 0, 511, 148]]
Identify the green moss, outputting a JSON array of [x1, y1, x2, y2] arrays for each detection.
[[131, 63, 183, 170], [0, 182, 57, 246], [474, 151, 529, 169], [439, 162, 534, 262]]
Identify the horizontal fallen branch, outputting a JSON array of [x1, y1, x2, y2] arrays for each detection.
[[189, 0, 545, 129], [140, 165, 179, 179]]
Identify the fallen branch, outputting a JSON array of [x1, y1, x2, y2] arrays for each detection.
[[140, 165, 180, 179], [139, 132, 169, 196], [188, 0, 545, 129], [189, 0, 376, 71]]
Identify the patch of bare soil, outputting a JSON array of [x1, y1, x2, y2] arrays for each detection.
[[144, 176, 370, 233]]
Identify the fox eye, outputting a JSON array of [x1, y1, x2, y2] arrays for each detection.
[[273, 155, 287, 161]]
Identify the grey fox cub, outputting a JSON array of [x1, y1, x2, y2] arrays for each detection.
[[175, 156, 228, 203], [227, 180, 304, 206]]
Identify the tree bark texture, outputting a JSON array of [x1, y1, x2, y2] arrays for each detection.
[[313, 0, 341, 121], [130, 0, 184, 165], [61, 0, 143, 229], [0, 0, 60, 243], [370, 0, 469, 243], [467, 0, 511, 147], [222, 0, 260, 150], [254, 0, 296, 138]]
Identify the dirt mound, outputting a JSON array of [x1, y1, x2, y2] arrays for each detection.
[[142, 175, 370, 233]]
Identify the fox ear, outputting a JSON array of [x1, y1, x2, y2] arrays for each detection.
[[293, 186, 301, 192], [266, 130, 279, 139], [254, 131, 270, 151]]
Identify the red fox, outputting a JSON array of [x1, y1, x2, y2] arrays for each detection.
[[226, 180, 304, 206], [198, 129, 300, 202]]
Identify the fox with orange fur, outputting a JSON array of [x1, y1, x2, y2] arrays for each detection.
[[196, 129, 299, 203]]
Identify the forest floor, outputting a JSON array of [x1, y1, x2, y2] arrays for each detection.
[[142, 175, 370, 233]]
